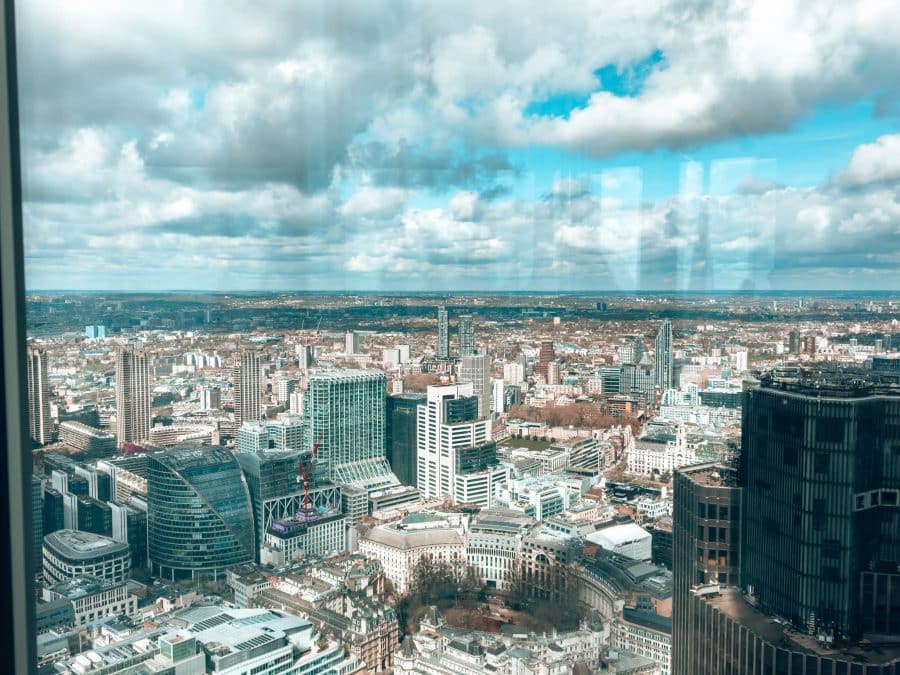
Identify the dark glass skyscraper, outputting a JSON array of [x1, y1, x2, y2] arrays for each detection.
[[148, 446, 255, 580], [741, 370, 900, 637], [386, 393, 425, 487], [673, 368, 900, 674]]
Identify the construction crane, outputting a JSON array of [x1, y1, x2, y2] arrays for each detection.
[[297, 434, 323, 514]]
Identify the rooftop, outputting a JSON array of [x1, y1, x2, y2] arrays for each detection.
[[362, 525, 464, 550], [758, 366, 900, 398], [679, 463, 740, 488], [705, 587, 900, 665], [43, 529, 129, 560], [48, 575, 120, 599]]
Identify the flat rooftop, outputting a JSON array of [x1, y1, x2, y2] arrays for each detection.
[[705, 588, 900, 665], [680, 463, 739, 488], [759, 366, 900, 398], [44, 529, 129, 560]]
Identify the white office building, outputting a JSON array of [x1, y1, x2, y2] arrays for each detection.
[[417, 383, 491, 502]]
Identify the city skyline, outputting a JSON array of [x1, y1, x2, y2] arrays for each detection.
[[16, 1, 900, 292]]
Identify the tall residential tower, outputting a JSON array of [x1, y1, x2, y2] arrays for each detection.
[[115, 345, 152, 446], [233, 349, 261, 427], [437, 306, 450, 360], [654, 319, 674, 393], [27, 346, 53, 445]]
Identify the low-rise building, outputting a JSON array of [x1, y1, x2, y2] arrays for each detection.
[[358, 515, 465, 594], [43, 529, 131, 584], [613, 609, 673, 675], [587, 523, 653, 561], [42, 576, 138, 627]]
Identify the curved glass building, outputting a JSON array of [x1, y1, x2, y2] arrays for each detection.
[[148, 446, 255, 580]]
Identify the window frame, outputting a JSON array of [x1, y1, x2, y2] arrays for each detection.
[[0, 0, 36, 671]]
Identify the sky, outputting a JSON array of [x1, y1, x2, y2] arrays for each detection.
[[15, 1, 900, 292]]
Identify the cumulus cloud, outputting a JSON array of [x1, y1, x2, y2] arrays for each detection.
[[834, 133, 900, 188], [14, 0, 900, 290]]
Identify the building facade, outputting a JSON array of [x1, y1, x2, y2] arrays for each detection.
[[42, 530, 131, 585], [417, 383, 491, 502], [115, 345, 152, 446], [654, 320, 674, 394], [304, 369, 395, 491], [458, 314, 475, 357], [148, 446, 256, 579], [58, 421, 117, 457], [437, 305, 450, 360], [458, 351, 491, 419], [386, 392, 425, 487], [233, 349, 262, 427], [672, 368, 900, 674], [27, 346, 53, 445]]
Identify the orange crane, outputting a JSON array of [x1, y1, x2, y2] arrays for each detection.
[[297, 434, 323, 514]]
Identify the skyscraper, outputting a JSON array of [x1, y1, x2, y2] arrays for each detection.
[[304, 369, 396, 491], [233, 349, 261, 427], [345, 331, 360, 355], [459, 351, 491, 419], [536, 339, 555, 380], [654, 319, 674, 393], [115, 345, 152, 446], [297, 343, 315, 370], [32, 475, 43, 567], [672, 368, 900, 674], [417, 383, 491, 501], [386, 392, 425, 487], [437, 306, 450, 360], [788, 329, 800, 355], [148, 446, 255, 580], [458, 314, 475, 357], [27, 346, 53, 445]]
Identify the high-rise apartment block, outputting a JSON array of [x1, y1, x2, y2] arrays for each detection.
[[618, 334, 644, 365], [233, 349, 261, 426], [276, 376, 298, 404], [27, 346, 53, 445], [297, 343, 315, 370], [536, 339, 555, 380], [458, 314, 475, 357], [437, 306, 450, 360], [673, 368, 900, 674], [788, 329, 801, 355], [115, 345, 152, 446], [654, 320, 674, 393]]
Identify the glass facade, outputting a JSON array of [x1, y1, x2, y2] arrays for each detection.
[[741, 374, 900, 635], [148, 446, 255, 579], [386, 393, 425, 487], [304, 369, 392, 488]]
